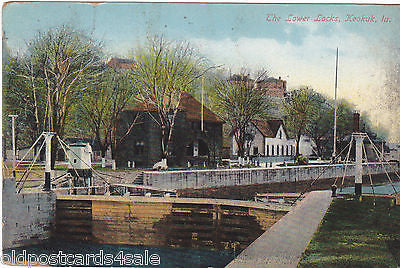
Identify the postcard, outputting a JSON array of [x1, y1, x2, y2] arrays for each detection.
[[2, 2, 400, 267]]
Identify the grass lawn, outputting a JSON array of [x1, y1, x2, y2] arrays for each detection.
[[299, 195, 400, 268]]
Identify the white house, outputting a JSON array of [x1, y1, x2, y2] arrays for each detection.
[[232, 120, 296, 162], [298, 135, 317, 158]]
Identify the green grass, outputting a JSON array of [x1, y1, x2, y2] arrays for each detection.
[[299, 195, 400, 268]]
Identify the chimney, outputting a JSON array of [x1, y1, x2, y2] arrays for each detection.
[[353, 111, 360, 133]]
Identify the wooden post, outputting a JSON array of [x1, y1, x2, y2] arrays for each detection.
[[9, 115, 18, 178]]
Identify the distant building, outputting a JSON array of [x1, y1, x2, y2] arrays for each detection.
[[116, 92, 224, 168], [106, 57, 136, 69], [232, 119, 296, 163], [385, 143, 400, 162], [255, 77, 287, 98], [229, 74, 287, 98], [229, 74, 287, 119]]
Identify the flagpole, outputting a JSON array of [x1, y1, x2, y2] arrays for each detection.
[[333, 48, 339, 159], [201, 76, 204, 132]]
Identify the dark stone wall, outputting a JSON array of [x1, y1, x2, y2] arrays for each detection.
[[170, 113, 223, 167], [116, 110, 223, 168], [115, 111, 161, 168]]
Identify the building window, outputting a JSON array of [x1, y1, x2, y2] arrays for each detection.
[[253, 147, 258, 156], [286, 145, 289, 156], [271, 145, 274, 156], [266, 145, 269, 156], [186, 143, 193, 156], [135, 141, 145, 154]]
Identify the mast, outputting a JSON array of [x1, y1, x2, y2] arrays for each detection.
[[333, 48, 339, 159]]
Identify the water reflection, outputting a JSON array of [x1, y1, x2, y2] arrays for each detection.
[[3, 240, 235, 267]]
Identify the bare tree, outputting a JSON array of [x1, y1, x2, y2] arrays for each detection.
[[77, 66, 139, 163], [3, 56, 46, 149], [5, 26, 103, 167], [131, 36, 210, 162]]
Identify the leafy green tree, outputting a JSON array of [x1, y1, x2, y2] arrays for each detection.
[[283, 87, 321, 156], [210, 70, 271, 158], [307, 97, 355, 158], [334, 99, 356, 153], [131, 36, 211, 161], [306, 93, 332, 158]]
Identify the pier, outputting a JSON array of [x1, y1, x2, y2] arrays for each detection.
[[227, 190, 332, 267]]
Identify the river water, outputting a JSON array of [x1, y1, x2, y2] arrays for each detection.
[[3, 240, 235, 267]]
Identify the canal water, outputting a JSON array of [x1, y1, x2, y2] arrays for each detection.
[[339, 181, 400, 195], [3, 240, 235, 267]]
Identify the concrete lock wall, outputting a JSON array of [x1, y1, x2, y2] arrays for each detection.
[[2, 178, 56, 249], [143, 163, 400, 190]]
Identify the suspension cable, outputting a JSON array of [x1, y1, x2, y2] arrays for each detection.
[[291, 138, 353, 205], [337, 136, 353, 191], [366, 136, 398, 195], [16, 139, 46, 193], [14, 133, 44, 170], [367, 135, 400, 182], [362, 141, 376, 205]]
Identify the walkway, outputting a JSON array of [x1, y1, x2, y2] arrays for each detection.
[[226, 190, 332, 268]]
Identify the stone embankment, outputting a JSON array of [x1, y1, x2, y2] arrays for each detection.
[[143, 163, 399, 190], [2, 178, 56, 249]]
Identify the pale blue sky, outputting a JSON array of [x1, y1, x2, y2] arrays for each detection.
[[3, 3, 399, 54], [3, 2, 400, 141]]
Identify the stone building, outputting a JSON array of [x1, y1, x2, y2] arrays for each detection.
[[116, 92, 224, 168], [229, 74, 287, 98], [255, 76, 287, 98]]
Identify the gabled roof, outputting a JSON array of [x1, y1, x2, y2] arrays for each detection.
[[251, 119, 285, 138], [181, 92, 224, 123], [128, 92, 224, 124]]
